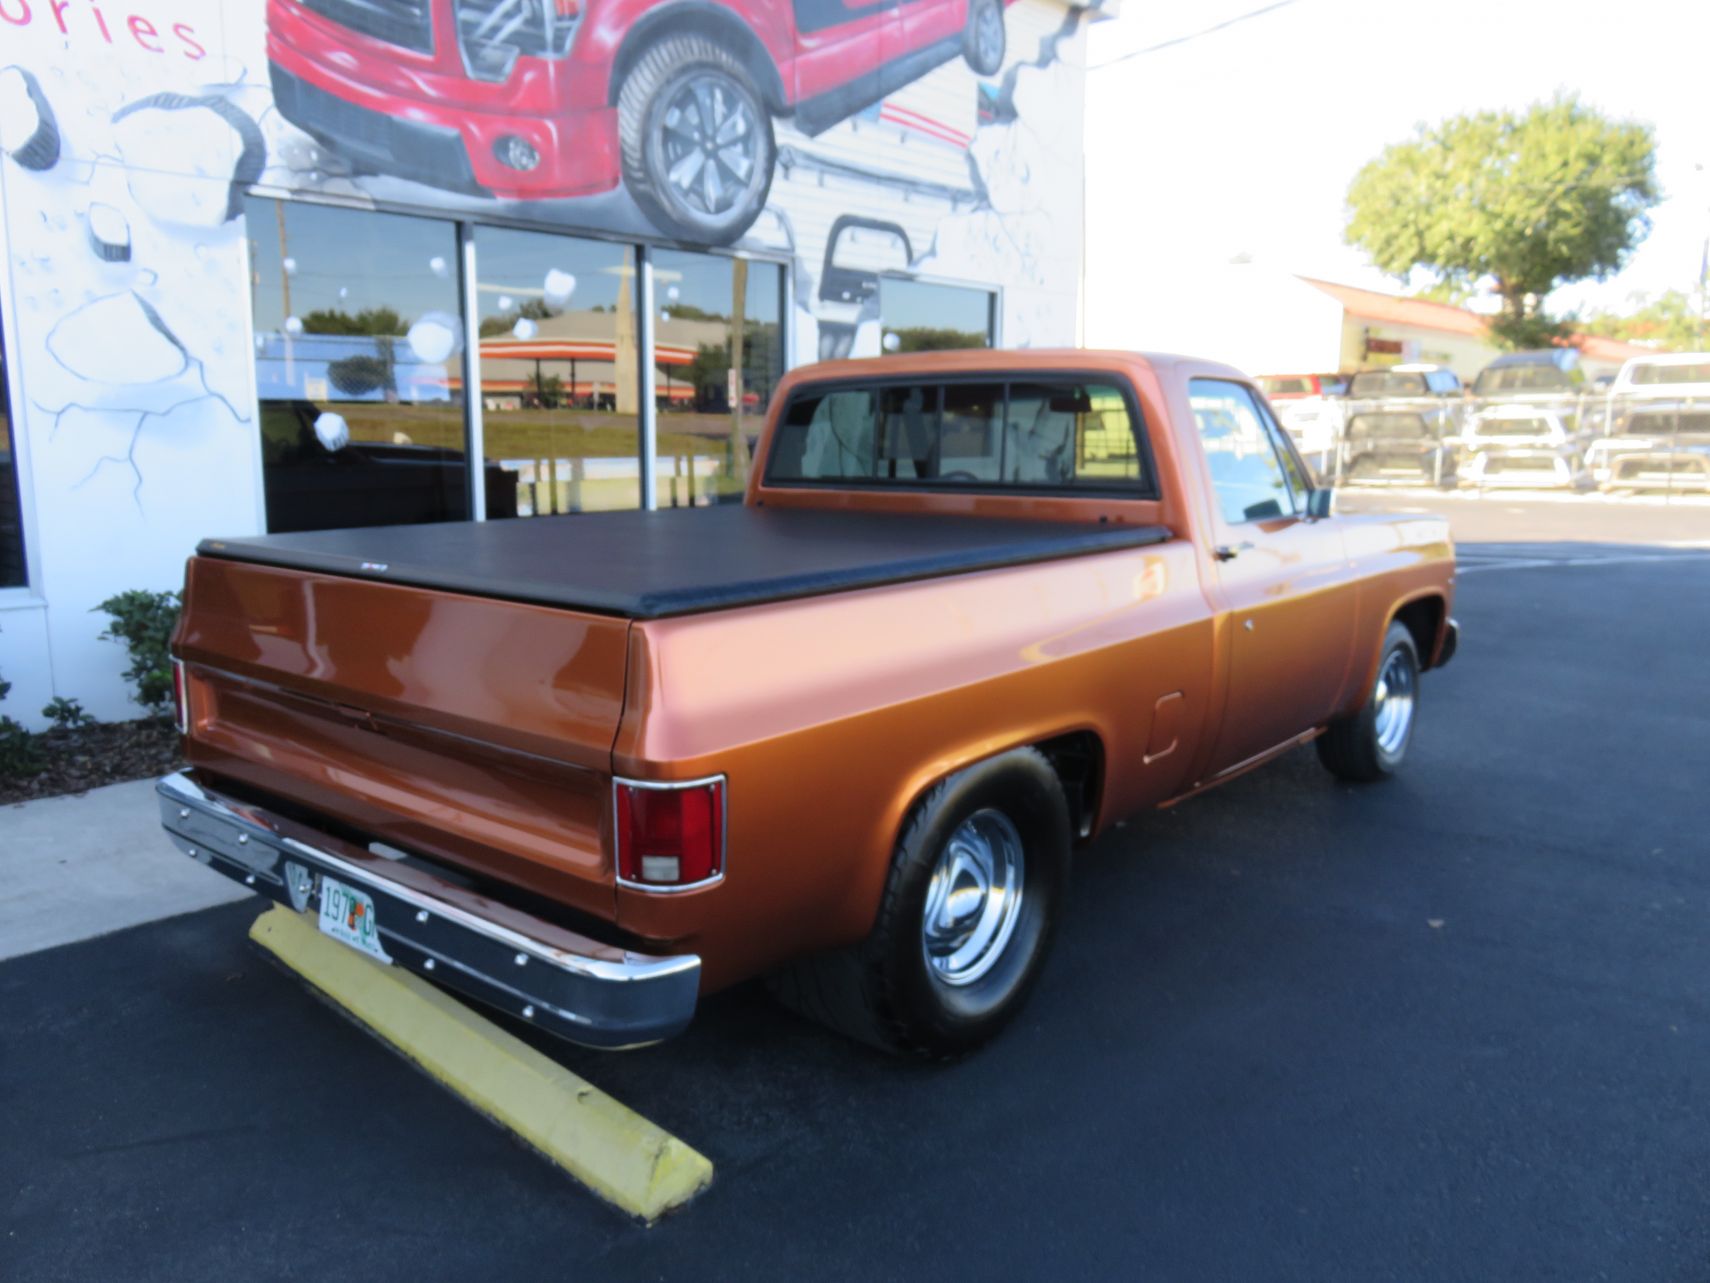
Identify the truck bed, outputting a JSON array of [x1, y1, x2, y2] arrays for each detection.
[[199, 507, 1172, 619]]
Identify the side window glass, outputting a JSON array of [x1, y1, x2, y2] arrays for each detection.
[[1188, 378, 1298, 525], [1254, 394, 1312, 502]]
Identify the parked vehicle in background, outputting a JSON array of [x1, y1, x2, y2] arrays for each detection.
[[1340, 364, 1465, 487], [266, 0, 1013, 245], [1459, 349, 1591, 490], [1589, 353, 1710, 492], [1257, 373, 1348, 474], [157, 349, 1457, 1058]]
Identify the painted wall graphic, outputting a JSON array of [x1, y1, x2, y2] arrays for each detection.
[[0, 0, 1098, 722]]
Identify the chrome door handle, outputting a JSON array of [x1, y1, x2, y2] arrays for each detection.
[[1214, 541, 1254, 562]]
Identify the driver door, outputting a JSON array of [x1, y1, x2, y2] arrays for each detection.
[[1189, 378, 1357, 775]]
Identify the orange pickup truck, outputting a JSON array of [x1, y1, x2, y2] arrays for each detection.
[[157, 350, 1458, 1056]]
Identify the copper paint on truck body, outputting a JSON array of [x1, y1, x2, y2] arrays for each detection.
[[175, 350, 1454, 994]]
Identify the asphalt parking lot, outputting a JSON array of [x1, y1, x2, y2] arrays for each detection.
[[5, 511, 1710, 1281]]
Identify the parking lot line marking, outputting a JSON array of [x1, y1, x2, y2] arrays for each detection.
[[249, 905, 713, 1223]]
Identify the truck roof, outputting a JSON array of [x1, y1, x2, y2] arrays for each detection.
[[198, 507, 1170, 620], [776, 348, 1248, 386]]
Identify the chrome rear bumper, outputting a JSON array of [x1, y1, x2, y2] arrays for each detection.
[[157, 771, 699, 1049]]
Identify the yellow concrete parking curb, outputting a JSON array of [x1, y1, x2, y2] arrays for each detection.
[[249, 905, 713, 1223]]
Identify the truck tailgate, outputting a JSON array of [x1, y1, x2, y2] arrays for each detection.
[[176, 556, 628, 918]]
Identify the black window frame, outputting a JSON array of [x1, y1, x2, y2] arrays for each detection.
[[762, 370, 1161, 500]]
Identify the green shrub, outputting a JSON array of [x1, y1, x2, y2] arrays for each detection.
[[0, 715, 42, 777], [42, 696, 94, 730], [0, 667, 41, 778], [96, 589, 182, 713]]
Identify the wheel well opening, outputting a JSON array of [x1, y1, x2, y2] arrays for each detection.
[[608, 6, 787, 112], [1036, 731, 1104, 842], [1394, 596, 1444, 668]]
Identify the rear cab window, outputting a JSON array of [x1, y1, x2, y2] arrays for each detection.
[[766, 374, 1155, 495], [1350, 371, 1429, 398]]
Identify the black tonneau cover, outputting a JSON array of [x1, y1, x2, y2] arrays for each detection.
[[199, 507, 1170, 620]]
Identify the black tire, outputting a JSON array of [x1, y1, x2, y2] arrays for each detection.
[[769, 747, 1071, 1057], [616, 34, 776, 246], [963, 0, 1007, 76], [1317, 620, 1420, 783]]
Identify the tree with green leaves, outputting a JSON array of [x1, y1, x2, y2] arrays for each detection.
[[1345, 95, 1660, 349], [1582, 289, 1708, 352]]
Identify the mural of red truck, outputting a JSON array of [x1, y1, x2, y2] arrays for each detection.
[[266, 0, 1011, 245]]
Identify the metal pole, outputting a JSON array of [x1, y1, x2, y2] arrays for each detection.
[[636, 245, 658, 511], [458, 222, 487, 521]]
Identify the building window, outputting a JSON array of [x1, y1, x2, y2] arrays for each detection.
[[0, 327, 26, 587], [247, 197, 469, 533], [653, 249, 785, 506], [879, 278, 994, 353], [473, 228, 639, 517]]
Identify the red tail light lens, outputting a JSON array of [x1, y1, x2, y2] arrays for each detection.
[[614, 778, 725, 891], [171, 658, 189, 735]]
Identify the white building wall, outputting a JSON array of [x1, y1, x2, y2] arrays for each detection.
[[0, 1, 1103, 728]]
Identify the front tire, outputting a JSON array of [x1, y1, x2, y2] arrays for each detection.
[[616, 35, 776, 246], [769, 748, 1071, 1057], [1317, 620, 1420, 782], [963, 0, 1007, 76]]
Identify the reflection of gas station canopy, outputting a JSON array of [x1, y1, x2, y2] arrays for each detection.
[[479, 339, 697, 367]]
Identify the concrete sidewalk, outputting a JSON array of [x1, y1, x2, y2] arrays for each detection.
[[0, 776, 250, 961]]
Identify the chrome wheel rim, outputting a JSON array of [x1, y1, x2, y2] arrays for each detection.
[[657, 74, 761, 219], [974, 6, 1004, 67], [921, 809, 1025, 987], [1373, 647, 1417, 757]]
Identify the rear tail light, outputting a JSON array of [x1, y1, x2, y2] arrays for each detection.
[[614, 777, 725, 891], [170, 657, 190, 735], [453, 0, 581, 83]]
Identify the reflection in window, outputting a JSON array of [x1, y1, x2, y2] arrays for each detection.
[[879, 278, 994, 353], [939, 383, 1002, 482], [653, 250, 785, 505], [1007, 383, 1144, 487], [0, 330, 25, 587], [1189, 378, 1296, 524], [474, 228, 638, 517], [768, 378, 1151, 494], [247, 198, 469, 533]]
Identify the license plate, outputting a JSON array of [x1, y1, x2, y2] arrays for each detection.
[[318, 876, 392, 964]]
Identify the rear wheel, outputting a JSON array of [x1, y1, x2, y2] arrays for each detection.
[[769, 748, 1070, 1057], [1317, 620, 1420, 782], [616, 34, 775, 246]]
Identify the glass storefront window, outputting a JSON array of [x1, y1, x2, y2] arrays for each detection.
[[653, 250, 785, 506], [879, 278, 994, 353], [473, 228, 639, 517], [246, 197, 469, 533], [0, 328, 26, 587]]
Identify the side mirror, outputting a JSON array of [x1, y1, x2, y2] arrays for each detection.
[[1306, 487, 1335, 520]]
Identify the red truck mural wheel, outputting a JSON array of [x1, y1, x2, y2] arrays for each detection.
[[964, 0, 1007, 76], [617, 33, 778, 246]]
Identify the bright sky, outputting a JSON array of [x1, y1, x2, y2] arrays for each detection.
[[1086, 0, 1710, 318]]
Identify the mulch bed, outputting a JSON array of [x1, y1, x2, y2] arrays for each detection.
[[0, 717, 183, 805]]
